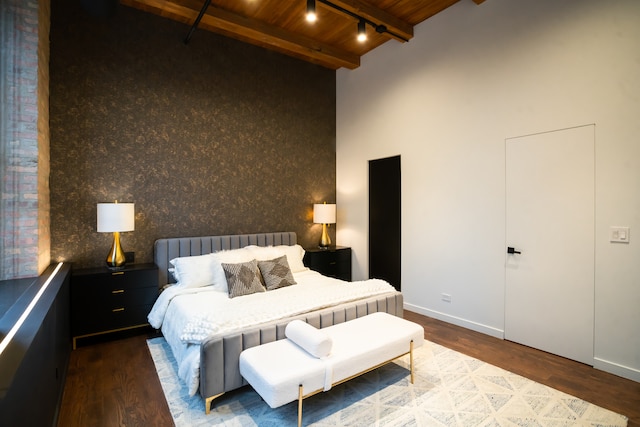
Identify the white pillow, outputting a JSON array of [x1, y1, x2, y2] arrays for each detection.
[[279, 244, 306, 273], [170, 253, 217, 289], [246, 244, 307, 273], [245, 245, 282, 261]]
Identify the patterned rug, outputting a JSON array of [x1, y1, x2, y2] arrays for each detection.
[[147, 337, 628, 426]]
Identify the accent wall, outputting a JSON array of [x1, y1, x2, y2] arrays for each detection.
[[49, 0, 336, 269]]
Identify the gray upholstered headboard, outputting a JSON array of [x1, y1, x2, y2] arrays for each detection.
[[154, 231, 297, 286]]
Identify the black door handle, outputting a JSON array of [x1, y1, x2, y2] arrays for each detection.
[[507, 247, 521, 254]]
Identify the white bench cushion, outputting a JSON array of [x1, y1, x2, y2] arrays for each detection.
[[323, 312, 424, 386], [239, 339, 327, 408], [239, 312, 424, 409]]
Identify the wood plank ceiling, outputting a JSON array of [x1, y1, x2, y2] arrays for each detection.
[[121, 0, 486, 70]]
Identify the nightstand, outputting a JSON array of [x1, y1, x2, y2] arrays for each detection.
[[71, 263, 159, 348], [303, 246, 352, 281]]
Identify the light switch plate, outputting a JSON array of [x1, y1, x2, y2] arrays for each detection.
[[610, 226, 630, 243]]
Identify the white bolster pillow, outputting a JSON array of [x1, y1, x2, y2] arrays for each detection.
[[285, 320, 333, 358]]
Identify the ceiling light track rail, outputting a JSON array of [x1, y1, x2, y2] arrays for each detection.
[[315, 0, 409, 42], [184, 0, 410, 45], [184, 0, 212, 44]]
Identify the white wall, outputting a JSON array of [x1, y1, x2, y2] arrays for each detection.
[[336, 0, 640, 381]]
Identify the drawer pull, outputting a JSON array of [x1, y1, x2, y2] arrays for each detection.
[[329, 261, 337, 265], [112, 289, 125, 294], [111, 271, 125, 276], [112, 308, 125, 312]]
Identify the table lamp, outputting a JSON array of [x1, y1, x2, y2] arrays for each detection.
[[313, 202, 336, 248], [97, 201, 135, 269]]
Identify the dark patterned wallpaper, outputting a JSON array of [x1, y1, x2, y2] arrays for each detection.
[[49, 0, 336, 269]]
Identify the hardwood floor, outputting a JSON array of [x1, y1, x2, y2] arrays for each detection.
[[57, 330, 173, 427], [57, 312, 640, 427]]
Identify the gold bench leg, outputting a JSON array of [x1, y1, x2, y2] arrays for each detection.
[[410, 340, 415, 384], [205, 392, 225, 414], [298, 384, 304, 427]]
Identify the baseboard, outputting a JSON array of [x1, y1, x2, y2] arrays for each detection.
[[594, 357, 640, 383], [404, 303, 504, 339]]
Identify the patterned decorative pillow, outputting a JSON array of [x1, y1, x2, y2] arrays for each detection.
[[222, 259, 265, 298], [258, 255, 297, 291]]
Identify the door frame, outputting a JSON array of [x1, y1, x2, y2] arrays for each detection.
[[504, 125, 595, 365]]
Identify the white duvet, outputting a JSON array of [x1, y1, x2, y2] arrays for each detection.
[[148, 269, 396, 396]]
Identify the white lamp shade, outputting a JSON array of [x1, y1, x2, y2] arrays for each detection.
[[97, 203, 135, 232], [313, 203, 336, 224]]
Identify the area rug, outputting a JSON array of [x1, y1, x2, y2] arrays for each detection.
[[147, 337, 628, 426]]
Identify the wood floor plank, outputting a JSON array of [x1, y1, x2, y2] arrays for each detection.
[[57, 312, 639, 426]]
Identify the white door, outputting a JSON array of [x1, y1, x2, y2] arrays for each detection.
[[505, 125, 594, 365]]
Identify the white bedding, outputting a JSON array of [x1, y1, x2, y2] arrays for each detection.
[[148, 269, 397, 396]]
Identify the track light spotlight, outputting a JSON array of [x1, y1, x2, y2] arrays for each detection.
[[357, 19, 367, 42], [306, 0, 317, 22]]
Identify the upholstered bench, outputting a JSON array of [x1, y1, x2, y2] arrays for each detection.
[[239, 312, 424, 427]]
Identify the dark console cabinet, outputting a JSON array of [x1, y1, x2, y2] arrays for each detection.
[[0, 263, 72, 427], [303, 246, 352, 281]]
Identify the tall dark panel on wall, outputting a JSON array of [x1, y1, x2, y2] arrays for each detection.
[[368, 156, 401, 291]]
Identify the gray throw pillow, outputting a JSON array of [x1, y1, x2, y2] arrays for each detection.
[[258, 255, 297, 291], [222, 259, 265, 298]]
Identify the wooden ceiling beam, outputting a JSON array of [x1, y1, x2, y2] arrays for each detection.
[[322, 0, 413, 42], [121, 0, 360, 69]]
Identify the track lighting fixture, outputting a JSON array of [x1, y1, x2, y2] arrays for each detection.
[[184, 0, 409, 47], [306, 0, 317, 23], [302, 0, 408, 42], [357, 19, 366, 42]]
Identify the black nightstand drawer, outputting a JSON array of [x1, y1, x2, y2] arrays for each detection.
[[303, 246, 352, 281], [71, 263, 159, 347], [73, 266, 157, 291], [73, 282, 158, 307], [72, 304, 153, 336]]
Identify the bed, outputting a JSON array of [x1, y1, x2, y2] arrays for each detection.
[[150, 232, 404, 413]]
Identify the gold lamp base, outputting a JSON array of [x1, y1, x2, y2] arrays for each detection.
[[106, 231, 127, 269], [319, 223, 332, 248]]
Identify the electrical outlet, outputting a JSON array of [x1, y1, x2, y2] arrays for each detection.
[[125, 251, 135, 263], [441, 293, 452, 303]]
